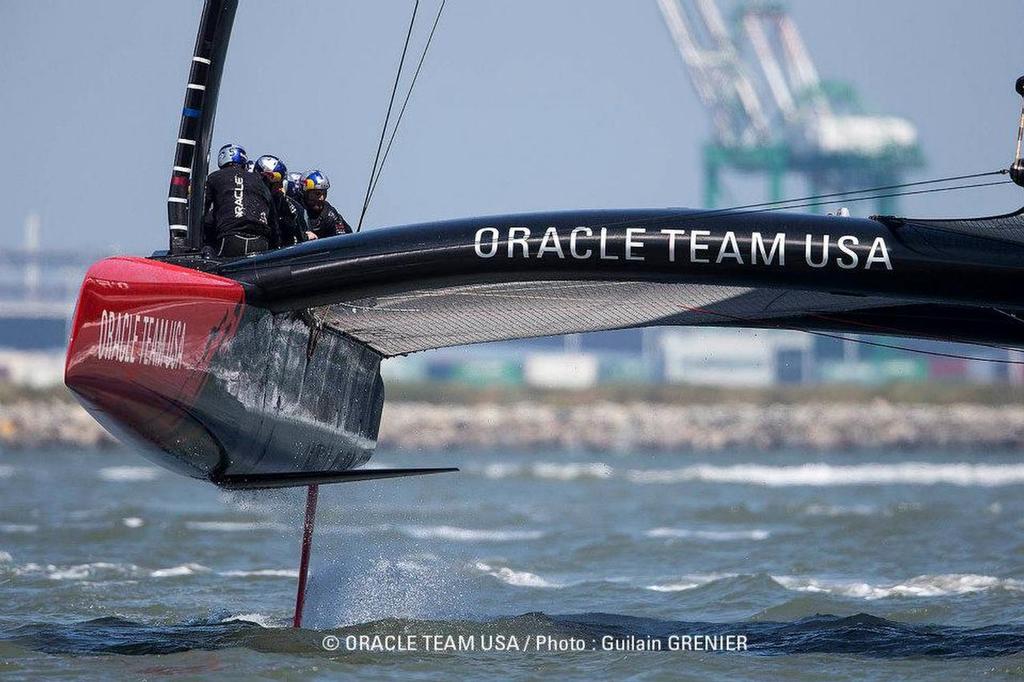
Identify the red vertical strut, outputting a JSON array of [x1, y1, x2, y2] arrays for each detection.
[[292, 483, 319, 628]]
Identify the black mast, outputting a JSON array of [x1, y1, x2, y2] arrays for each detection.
[[167, 0, 238, 254]]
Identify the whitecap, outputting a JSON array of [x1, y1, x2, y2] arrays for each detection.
[[0, 523, 38, 534], [773, 573, 1024, 599], [480, 463, 523, 479], [473, 561, 560, 588], [532, 462, 613, 481], [645, 573, 736, 592], [98, 466, 160, 482], [400, 525, 544, 542], [478, 462, 613, 481], [150, 563, 210, 578], [0, 466, 13, 478], [46, 562, 137, 580], [122, 517, 144, 528], [186, 521, 287, 532], [218, 568, 298, 578], [0, 550, 12, 563], [221, 613, 277, 627], [628, 462, 1024, 487], [645, 527, 770, 541]]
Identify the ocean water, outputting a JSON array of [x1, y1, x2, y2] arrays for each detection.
[[2, 445, 1024, 679]]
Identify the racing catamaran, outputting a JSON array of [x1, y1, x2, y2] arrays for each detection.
[[63, 0, 1024, 625]]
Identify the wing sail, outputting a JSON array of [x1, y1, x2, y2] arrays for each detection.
[[214, 207, 1024, 355]]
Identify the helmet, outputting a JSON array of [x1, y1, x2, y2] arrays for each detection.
[[217, 143, 247, 168], [254, 154, 287, 183], [286, 172, 304, 200], [245, 159, 256, 173], [302, 169, 330, 193]]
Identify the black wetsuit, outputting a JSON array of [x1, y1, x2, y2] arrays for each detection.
[[306, 201, 353, 239], [275, 193, 309, 247], [203, 165, 278, 256]]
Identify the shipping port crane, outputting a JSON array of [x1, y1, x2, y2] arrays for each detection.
[[656, 0, 924, 211]]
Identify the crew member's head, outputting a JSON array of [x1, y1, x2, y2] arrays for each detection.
[[217, 143, 248, 169], [302, 169, 330, 214], [285, 172, 304, 201], [255, 155, 287, 194]]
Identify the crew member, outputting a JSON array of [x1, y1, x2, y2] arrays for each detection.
[[203, 144, 277, 257], [254, 155, 308, 247], [301, 170, 353, 239]]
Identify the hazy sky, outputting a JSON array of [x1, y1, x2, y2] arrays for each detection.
[[2, 1, 1023, 254]]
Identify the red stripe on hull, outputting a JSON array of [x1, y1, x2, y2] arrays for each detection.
[[65, 257, 246, 476]]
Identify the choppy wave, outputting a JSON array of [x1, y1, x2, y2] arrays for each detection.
[[7, 612, 1024, 659], [98, 466, 160, 482], [185, 521, 288, 532], [15, 561, 139, 581], [627, 463, 1024, 487], [400, 525, 544, 542], [218, 569, 298, 578], [480, 462, 613, 481], [646, 573, 737, 592], [14, 560, 301, 582], [150, 563, 210, 578], [773, 573, 1024, 599], [219, 613, 277, 627], [473, 562, 561, 588], [645, 527, 771, 541]]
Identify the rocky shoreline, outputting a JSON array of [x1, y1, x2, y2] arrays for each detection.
[[3, 399, 1024, 451]]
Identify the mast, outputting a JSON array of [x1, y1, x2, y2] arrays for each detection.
[[167, 0, 239, 254]]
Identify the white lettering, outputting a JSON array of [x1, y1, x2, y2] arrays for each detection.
[[625, 227, 645, 261], [751, 232, 785, 266], [866, 236, 893, 270], [599, 227, 618, 260], [537, 226, 565, 259], [690, 230, 711, 263], [836, 235, 859, 269], [474, 227, 499, 258], [233, 175, 245, 218], [507, 227, 530, 258], [95, 310, 187, 370], [716, 231, 744, 264], [805, 235, 830, 268], [660, 229, 686, 262], [570, 227, 593, 259]]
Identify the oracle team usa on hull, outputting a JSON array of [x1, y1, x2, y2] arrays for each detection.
[[473, 226, 893, 270]]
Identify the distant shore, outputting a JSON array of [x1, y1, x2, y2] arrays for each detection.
[[5, 384, 1024, 451]]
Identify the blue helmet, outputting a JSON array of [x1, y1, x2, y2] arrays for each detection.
[[254, 154, 287, 183], [286, 171, 304, 200], [217, 143, 247, 168], [302, 169, 330, 193]]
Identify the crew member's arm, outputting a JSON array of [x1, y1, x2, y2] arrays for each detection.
[[202, 178, 216, 247], [337, 215, 353, 235]]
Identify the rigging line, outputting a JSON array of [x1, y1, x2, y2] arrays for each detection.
[[724, 180, 1014, 217], [662, 169, 1009, 222], [799, 329, 1024, 365], [677, 303, 1024, 365], [356, 0, 421, 233], [575, 179, 1016, 236], [367, 0, 447, 206]]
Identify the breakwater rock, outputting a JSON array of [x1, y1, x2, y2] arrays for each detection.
[[4, 399, 1024, 451], [378, 401, 1024, 451]]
